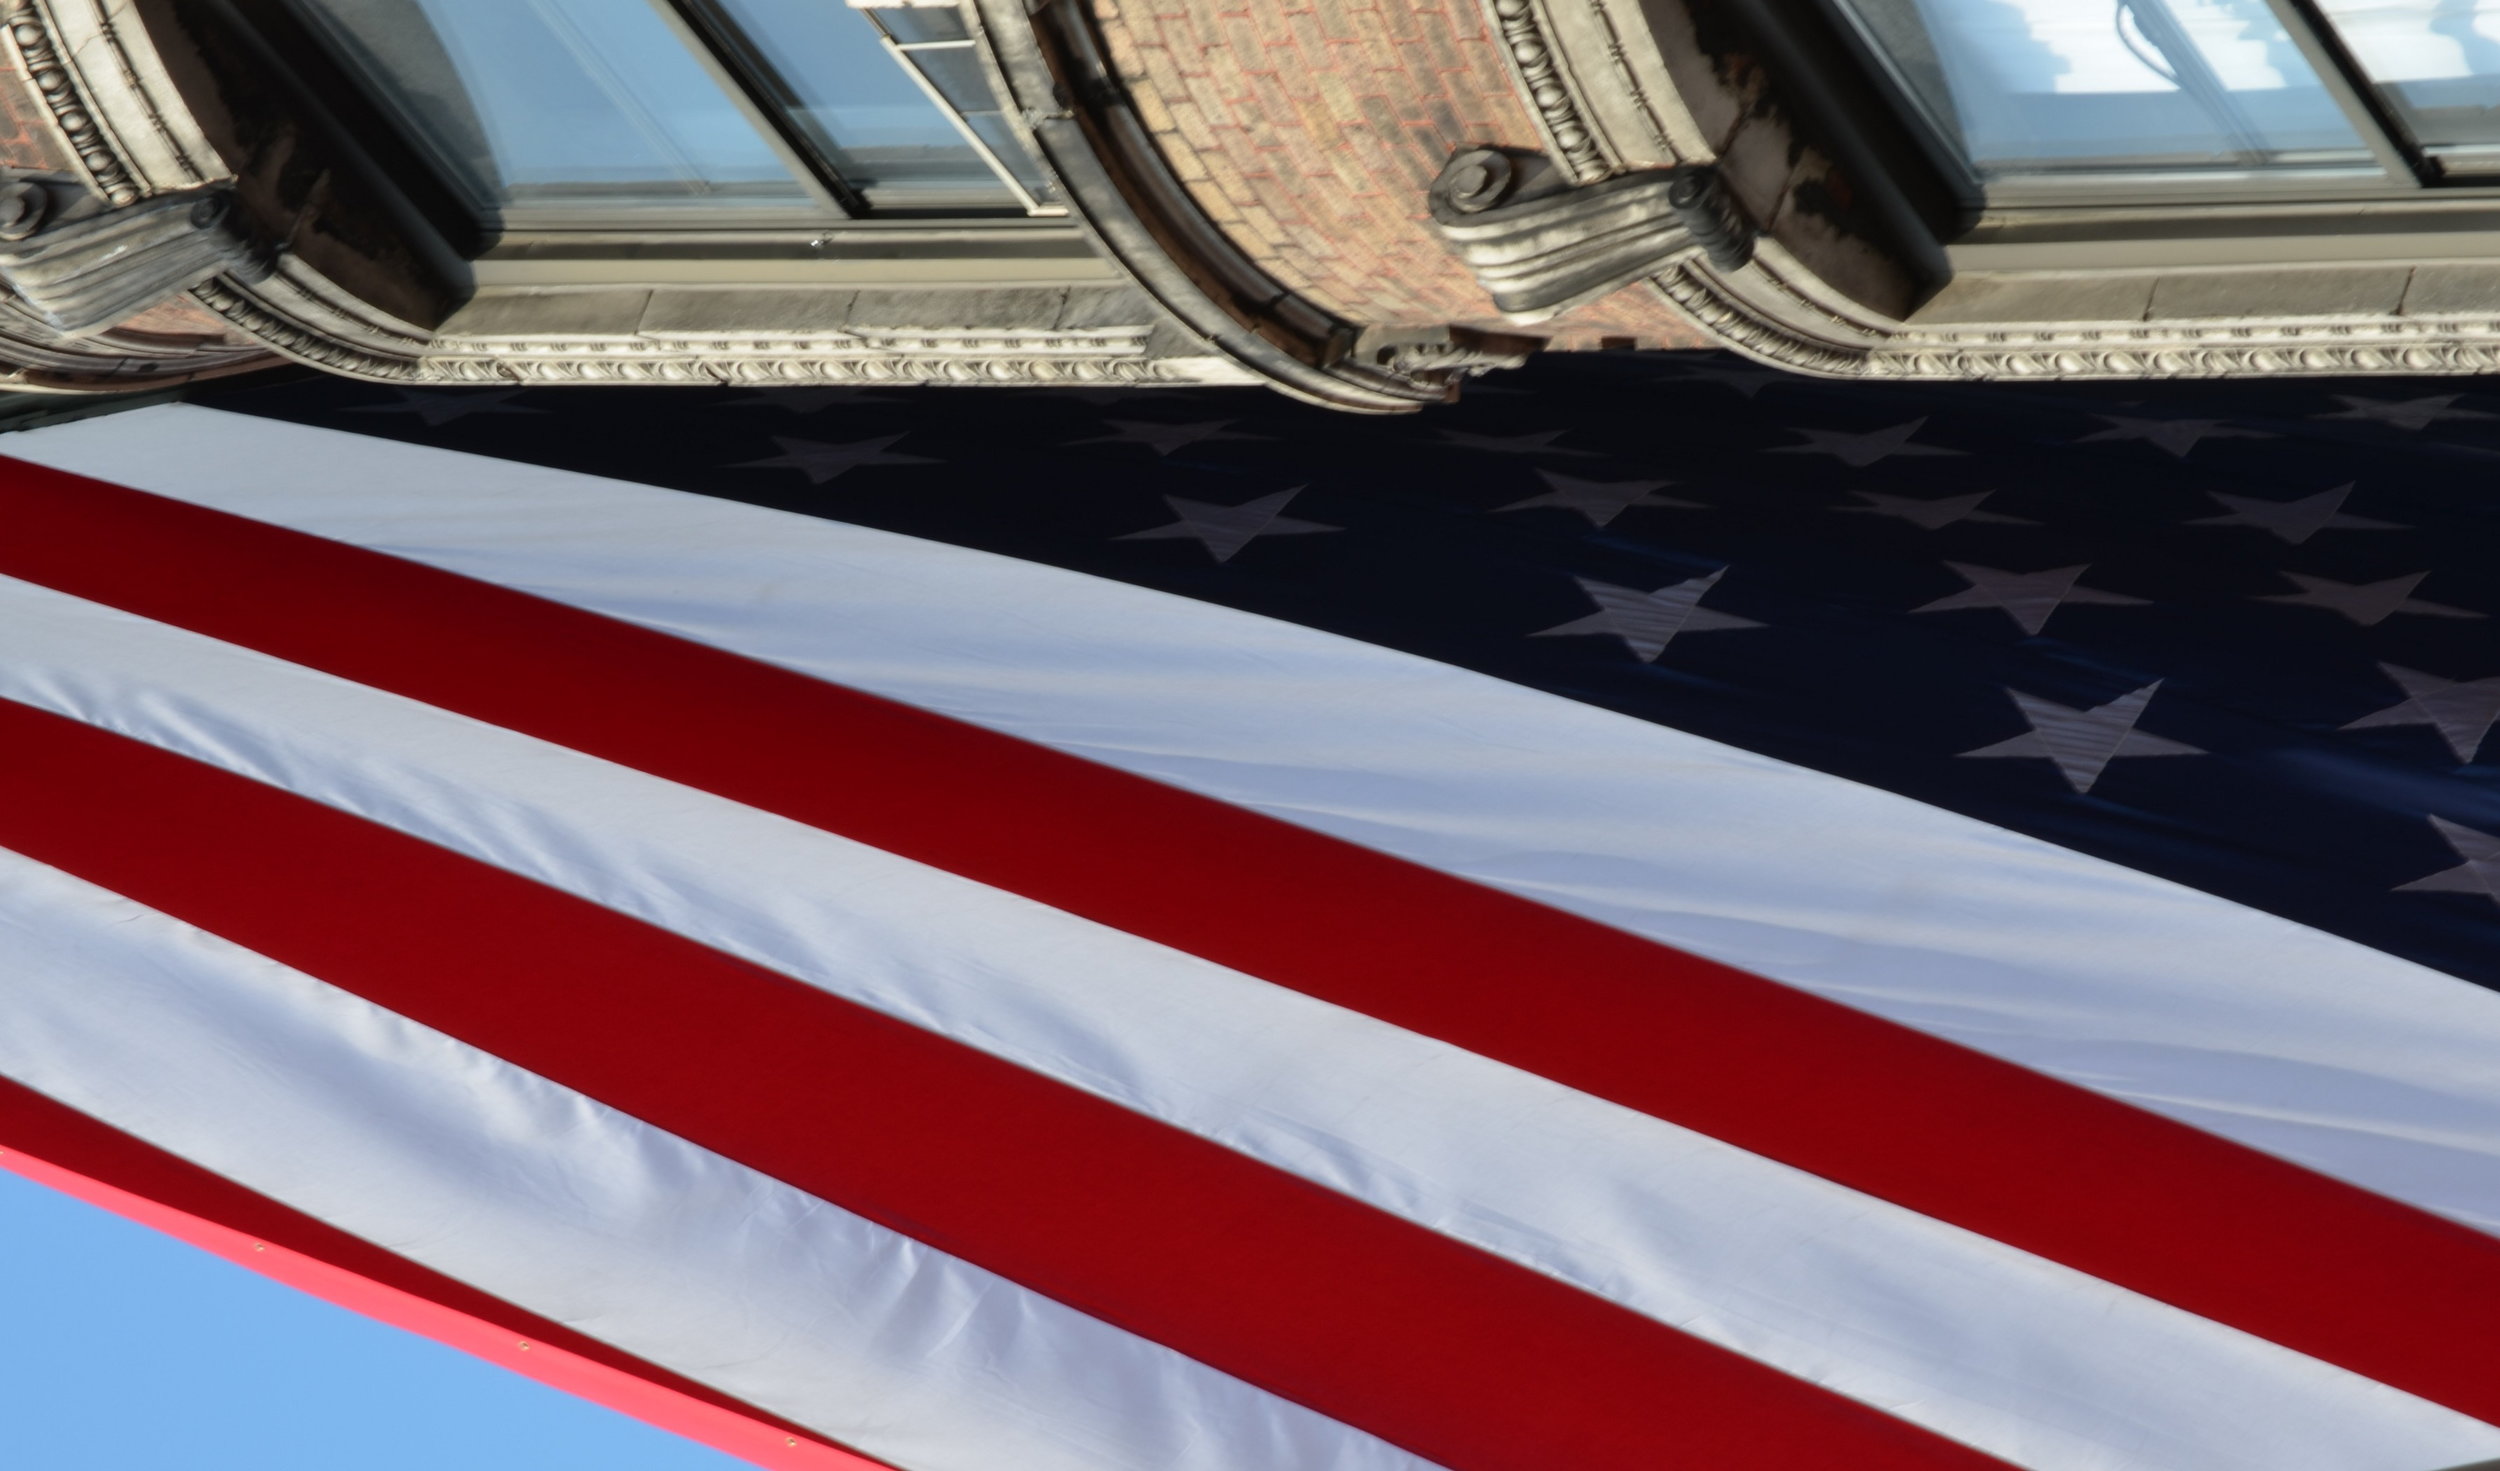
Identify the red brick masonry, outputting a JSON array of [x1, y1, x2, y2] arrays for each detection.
[[1090, 0, 1708, 350]]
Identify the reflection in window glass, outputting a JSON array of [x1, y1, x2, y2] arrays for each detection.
[[2313, 0, 2500, 162], [286, 0, 814, 220], [1833, 0, 2374, 185], [711, 0, 1043, 210]]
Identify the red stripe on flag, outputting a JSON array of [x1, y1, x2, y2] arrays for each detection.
[[0, 698, 2005, 1471], [0, 1087, 882, 1471], [3, 456, 2498, 1423]]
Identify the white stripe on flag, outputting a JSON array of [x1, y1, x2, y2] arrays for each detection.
[[1, 581, 2494, 1469], [0, 846, 1431, 1471], [22, 405, 2500, 1239]]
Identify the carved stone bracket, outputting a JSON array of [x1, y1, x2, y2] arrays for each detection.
[[1350, 324, 1544, 384], [1428, 148, 1751, 322], [1650, 250, 2500, 383], [416, 324, 1210, 386], [0, 185, 265, 334]]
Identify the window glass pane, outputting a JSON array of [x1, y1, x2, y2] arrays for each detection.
[[901, 41, 1057, 202], [877, 6, 970, 45], [285, 0, 817, 220], [710, 0, 1037, 209], [1833, 0, 2375, 185], [2313, 0, 2500, 162]]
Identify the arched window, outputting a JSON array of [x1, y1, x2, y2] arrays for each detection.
[[1829, 0, 2500, 196], [281, 0, 1059, 225]]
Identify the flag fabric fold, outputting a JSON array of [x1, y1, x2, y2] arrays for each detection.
[[7, 365, 2500, 1471]]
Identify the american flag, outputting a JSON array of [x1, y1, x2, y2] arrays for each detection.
[[5, 355, 2500, 1471]]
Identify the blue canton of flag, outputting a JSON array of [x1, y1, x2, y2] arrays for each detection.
[[237, 357, 2500, 991]]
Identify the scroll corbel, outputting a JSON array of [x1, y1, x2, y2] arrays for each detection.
[[1428, 148, 1753, 323], [0, 183, 269, 336]]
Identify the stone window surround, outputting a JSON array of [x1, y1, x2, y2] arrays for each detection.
[[1499, 0, 2500, 380], [0, 0, 1269, 390], [22, 0, 2500, 399]]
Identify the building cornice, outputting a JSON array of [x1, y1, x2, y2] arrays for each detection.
[[0, 0, 1269, 391], [1499, 0, 2500, 381], [1659, 252, 2500, 380]]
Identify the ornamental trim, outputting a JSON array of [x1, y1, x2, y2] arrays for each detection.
[[5, 1, 139, 205], [1655, 260, 2500, 380], [1482, 0, 1611, 183]]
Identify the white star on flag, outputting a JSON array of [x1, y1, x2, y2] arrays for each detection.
[[1532, 569, 1761, 661], [345, 389, 546, 428], [1912, 563, 2148, 636], [1076, 420, 1262, 456], [2344, 666, 2500, 763], [2396, 816, 2500, 903], [1496, 471, 1702, 527], [2075, 415, 2271, 458], [1961, 682, 2203, 793], [2314, 394, 2499, 432], [2191, 485, 2404, 544], [1770, 418, 1963, 468], [1115, 488, 1339, 562], [1838, 490, 2031, 531], [2261, 571, 2482, 627], [732, 434, 937, 484]]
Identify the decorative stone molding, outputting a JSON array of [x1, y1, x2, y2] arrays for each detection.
[[188, 277, 420, 379], [419, 350, 1243, 387], [1484, 0, 1610, 183], [1571, 0, 1709, 164], [1655, 254, 2500, 381], [6, 1, 139, 206], [1351, 324, 1542, 381], [414, 324, 1219, 386], [174, 297, 1249, 385], [198, 261, 1270, 390], [0, 184, 263, 332], [1429, 149, 1751, 321], [1473, 0, 2500, 383]]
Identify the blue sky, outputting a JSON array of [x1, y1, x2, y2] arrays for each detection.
[[0, 1168, 760, 1471]]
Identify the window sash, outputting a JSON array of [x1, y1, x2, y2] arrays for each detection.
[[1826, 0, 2500, 200], [2304, 0, 2500, 176], [280, 0, 1058, 230]]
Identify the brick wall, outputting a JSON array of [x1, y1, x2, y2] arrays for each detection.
[[1090, 0, 1707, 350]]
